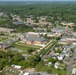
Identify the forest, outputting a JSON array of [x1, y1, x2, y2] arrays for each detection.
[[0, 2, 76, 31]]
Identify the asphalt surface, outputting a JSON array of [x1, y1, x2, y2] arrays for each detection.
[[66, 50, 76, 75]]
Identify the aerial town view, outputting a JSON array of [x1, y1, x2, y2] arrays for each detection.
[[0, 0, 76, 75]]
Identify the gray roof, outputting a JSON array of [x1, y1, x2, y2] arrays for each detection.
[[26, 36, 45, 42], [13, 21, 25, 25]]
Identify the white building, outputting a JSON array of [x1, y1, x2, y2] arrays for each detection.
[[57, 54, 65, 60], [23, 72, 30, 75], [54, 62, 60, 69], [72, 68, 76, 75]]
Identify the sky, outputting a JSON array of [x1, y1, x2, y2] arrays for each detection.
[[0, 0, 76, 1]]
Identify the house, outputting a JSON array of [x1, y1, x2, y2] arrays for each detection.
[[57, 54, 65, 60], [0, 44, 3, 49], [26, 32, 42, 37], [11, 65, 22, 69], [13, 21, 25, 25], [72, 68, 76, 75], [23, 72, 30, 75], [48, 62, 52, 66], [51, 27, 65, 33], [39, 16, 46, 21], [61, 22, 74, 27], [72, 42, 76, 46], [3, 45, 12, 50], [39, 20, 52, 26], [47, 33, 61, 38], [26, 18, 35, 24], [54, 62, 60, 69], [72, 32, 76, 37], [0, 41, 12, 50], [0, 12, 3, 17], [19, 71, 24, 75], [0, 27, 15, 33], [66, 38, 76, 42], [12, 15, 21, 21]]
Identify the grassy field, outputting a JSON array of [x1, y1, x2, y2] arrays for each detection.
[[36, 61, 66, 75], [9, 43, 40, 54]]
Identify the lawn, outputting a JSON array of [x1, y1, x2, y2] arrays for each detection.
[[36, 61, 66, 75], [2, 66, 20, 75], [9, 43, 40, 54]]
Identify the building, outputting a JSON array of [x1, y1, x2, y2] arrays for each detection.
[[66, 38, 76, 42], [54, 62, 60, 69], [26, 18, 35, 24], [0, 27, 15, 33], [0, 12, 3, 17], [51, 27, 66, 33], [13, 21, 25, 25], [57, 54, 65, 60], [26, 32, 42, 37], [0, 43, 3, 49], [23, 72, 30, 75], [72, 68, 76, 75], [21, 36, 46, 46], [61, 22, 74, 27], [47, 33, 61, 38], [12, 15, 21, 21], [11, 65, 22, 69]]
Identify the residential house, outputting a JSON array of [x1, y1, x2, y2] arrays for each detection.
[[0, 12, 3, 17], [57, 54, 65, 60], [54, 62, 60, 69], [47, 32, 61, 38], [11, 65, 22, 69], [51, 27, 65, 33], [26, 18, 35, 24], [12, 15, 21, 21], [72, 68, 76, 75], [26, 32, 42, 37], [61, 22, 74, 27], [0, 27, 15, 33], [23, 72, 30, 75], [13, 21, 25, 25]]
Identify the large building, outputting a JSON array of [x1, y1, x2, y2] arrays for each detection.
[[0, 27, 15, 33], [21, 36, 46, 46]]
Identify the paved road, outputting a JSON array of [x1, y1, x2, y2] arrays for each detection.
[[66, 50, 76, 75]]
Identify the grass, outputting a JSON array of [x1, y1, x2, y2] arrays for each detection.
[[36, 61, 66, 75], [2, 66, 20, 75], [16, 41, 41, 48], [9, 43, 39, 54]]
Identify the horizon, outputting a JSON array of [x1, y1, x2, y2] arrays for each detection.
[[0, 0, 76, 1]]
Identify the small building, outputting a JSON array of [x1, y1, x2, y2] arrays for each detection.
[[57, 54, 65, 60], [0, 27, 15, 33], [47, 32, 61, 38], [23, 72, 30, 75], [54, 62, 60, 69], [26, 32, 42, 37], [13, 21, 25, 25], [26, 18, 35, 24], [61, 22, 74, 27], [0, 12, 3, 17], [67, 38, 76, 42], [12, 65, 22, 69], [72, 68, 76, 75]]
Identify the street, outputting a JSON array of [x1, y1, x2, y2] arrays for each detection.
[[66, 50, 76, 75]]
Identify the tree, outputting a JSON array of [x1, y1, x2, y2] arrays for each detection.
[[27, 48, 35, 54]]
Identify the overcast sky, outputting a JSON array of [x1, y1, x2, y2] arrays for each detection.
[[0, 0, 76, 1]]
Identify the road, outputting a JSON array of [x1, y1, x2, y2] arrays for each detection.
[[66, 50, 76, 75]]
